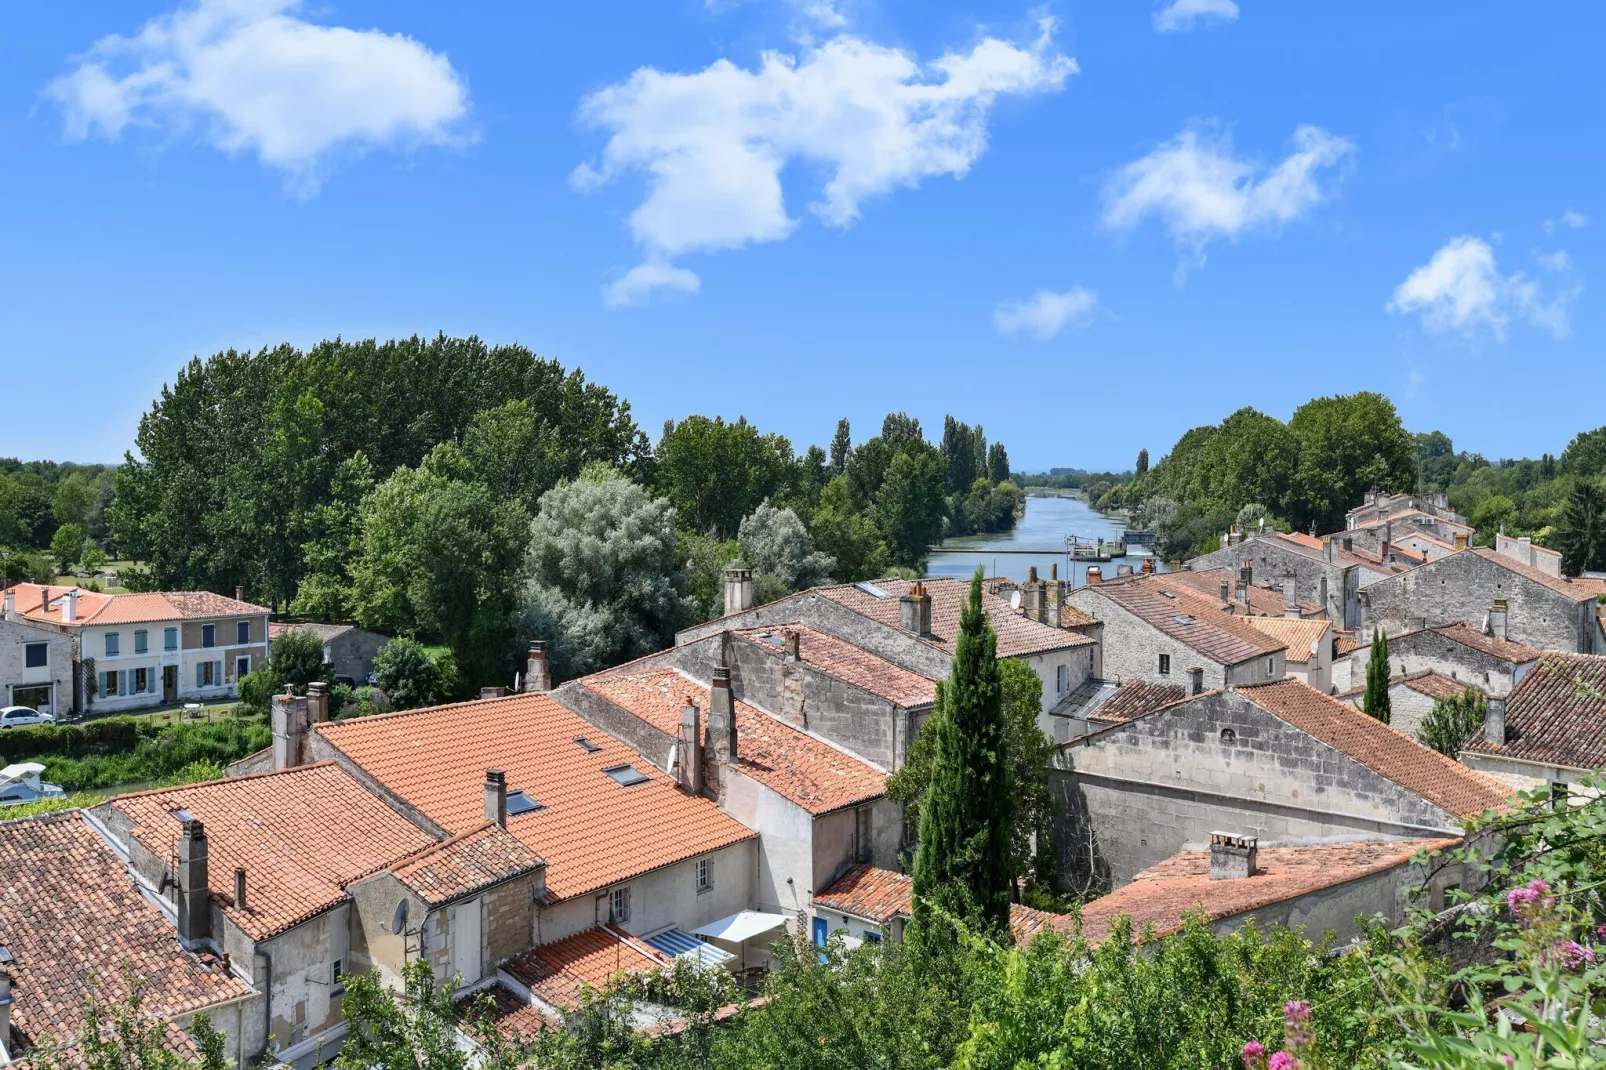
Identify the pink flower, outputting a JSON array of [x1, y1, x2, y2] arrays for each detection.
[[1554, 941, 1596, 969], [1241, 1041, 1267, 1070], [1283, 1000, 1314, 1052], [1269, 1052, 1297, 1070]]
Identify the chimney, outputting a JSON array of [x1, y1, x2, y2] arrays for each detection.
[[899, 583, 932, 635], [678, 702, 703, 793], [708, 667, 738, 765], [1170, 560, 1182, 573], [723, 567, 754, 617], [306, 680, 330, 725], [176, 813, 211, 946], [1116, 563, 1134, 578], [1489, 598, 1509, 641], [271, 693, 308, 770], [1208, 832, 1258, 881], [1027, 565, 1038, 585], [1049, 563, 1057, 581], [524, 641, 552, 693], [1086, 566, 1102, 585], [1141, 557, 1155, 574], [1324, 539, 1336, 564], [479, 686, 508, 700], [1236, 560, 1251, 606], [1380, 538, 1391, 563], [1219, 578, 1230, 604], [1454, 532, 1469, 550], [234, 867, 247, 912], [1, 589, 12, 621], [484, 769, 507, 827], [1282, 572, 1298, 618], [1189, 667, 1204, 695], [1485, 694, 1507, 747], [62, 590, 77, 624], [783, 630, 801, 662], [235, 585, 245, 603]]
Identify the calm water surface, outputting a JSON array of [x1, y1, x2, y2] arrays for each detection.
[[925, 494, 1169, 584]]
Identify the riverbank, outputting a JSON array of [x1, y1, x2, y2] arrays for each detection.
[[926, 494, 1163, 584]]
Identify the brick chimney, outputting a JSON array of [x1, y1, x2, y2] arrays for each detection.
[[176, 813, 211, 947], [524, 642, 552, 693], [1208, 832, 1258, 881], [1282, 572, 1299, 618], [898, 582, 932, 636], [306, 680, 330, 725], [484, 769, 507, 827], [1141, 557, 1156, 574], [1485, 694, 1507, 747], [1189, 667, 1204, 695], [271, 693, 309, 770], [678, 701, 703, 793], [1086, 566, 1102, 585], [1489, 597, 1509, 641], [783, 630, 801, 662], [723, 567, 754, 617]]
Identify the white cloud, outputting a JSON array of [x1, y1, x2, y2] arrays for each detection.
[[603, 260, 702, 308], [1153, 0, 1240, 33], [1564, 209, 1589, 229], [1388, 235, 1577, 340], [1537, 250, 1572, 273], [47, 0, 469, 195], [993, 287, 1097, 339], [574, 19, 1075, 304], [1101, 123, 1353, 271]]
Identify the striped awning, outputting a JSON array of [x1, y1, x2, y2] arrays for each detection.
[[642, 928, 734, 968]]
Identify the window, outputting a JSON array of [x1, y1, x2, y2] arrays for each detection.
[[201, 624, 216, 648], [604, 764, 650, 787], [1266, 657, 1276, 678], [696, 858, 713, 893], [164, 627, 178, 651], [134, 630, 148, 654], [1551, 782, 1570, 810], [573, 737, 603, 753], [1220, 728, 1237, 745], [506, 790, 543, 816], [1055, 663, 1069, 695], [1158, 653, 1171, 675], [863, 930, 882, 944], [134, 668, 151, 694], [23, 643, 47, 669], [331, 959, 345, 991], [197, 661, 219, 688], [609, 885, 631, 924], [105, 633, 120, 657], [101, 671, 120, 697], [235, 656, 251, 681], [237, 621, 250, 645]]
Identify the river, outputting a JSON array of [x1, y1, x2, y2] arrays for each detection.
[[925, 494, 1169, 584]]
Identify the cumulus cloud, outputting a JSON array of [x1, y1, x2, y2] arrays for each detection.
[[1153, 0, 1240, 33], [1537, 250, 1572, 273], [47, 0, 469, 195], [574, 19, 1075, 304], [604, 260, 702, 309], [1102, 123, 1353, 272], [993, 287, 1097, 339], [1387, 235, 1577, 340], [1544, 210, 1589, 234]]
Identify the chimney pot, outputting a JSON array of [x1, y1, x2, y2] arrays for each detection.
[[1485, 695, 1507, 747], [1086, 566, 1102, 585], [524, 641, 552, 693], [306, 680, 330, 725], [1208, 831, 1258, 880], [484, 769, 508, 827], [723, 567, 755, 617]]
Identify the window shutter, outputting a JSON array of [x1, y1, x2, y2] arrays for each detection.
[[119, 671, 127, 696], [196, 663, 204, 688], [216, 660, 223, 686]]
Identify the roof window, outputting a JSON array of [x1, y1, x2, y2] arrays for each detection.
[[854, 582, 891, 598], [573, 737, 603, 753], [1160, 590, 1175, 599], [759, 632, 784, 646], [604, 764, 650, 787], [1170, 614, 1196, 626], [506, 790, 543, 816]]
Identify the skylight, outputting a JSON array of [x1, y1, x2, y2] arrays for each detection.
[[1159, 590, 1175, 599], [573, 737, 603, 753], [759, 632, 784, 645], [854, 582, 891, 598], [1170, 614, 1196, 626], [604, 764, 650, 787], [506, 790, 543, 816]]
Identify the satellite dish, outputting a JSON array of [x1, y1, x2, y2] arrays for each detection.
[[1010, 590, 1021, 610], [387, 899, 410, 934]]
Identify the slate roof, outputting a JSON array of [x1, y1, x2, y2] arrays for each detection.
[[1242, 617, 1331, 661], [315, 693, 756, 902], [814, 577, 1095, 658], [1425, 622, 1542, 664], [1078, 838, 1462, 945], [502, 927, 669, 1010], [109, 763, 436, 940], [9, 584, 268, 627], [0, 812, 251, 1057], [389, 821, 546, 906], [580, 666, 887, 815], [1084, 574, 1285, 665], [731, 624, 936, 708], [1462, 653, 1606, 770], [1165, 568, 1322, 617], [1236, 680, 1510, 819]]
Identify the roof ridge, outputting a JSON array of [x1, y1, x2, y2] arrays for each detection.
[[382, 820, 499, 874]]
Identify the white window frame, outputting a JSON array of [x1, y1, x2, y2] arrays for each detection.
[[1158, 653, 1170, 675], [609, 885, 631, 924], [695, 858, 713, 893], [235, 655, 251, 680]]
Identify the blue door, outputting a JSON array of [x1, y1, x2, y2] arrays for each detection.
[[813, 916, 829, 963]]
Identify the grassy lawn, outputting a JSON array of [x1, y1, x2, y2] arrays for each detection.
[[49, 558, 143, 594]]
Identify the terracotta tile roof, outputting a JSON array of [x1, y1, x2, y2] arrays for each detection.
[[1008, 903, 1075, 942], [1242, 617, 1331, 661], [502, 927, 668, 1010], [1166, 568, 1321, 617], [581, 666, 887, 814], [732, 625, 936, 708], [1085, 574, 1285, 665], [1427, 622, 1542, 664], [811, 864, 1071, 941], [1088, 680, 1188, 724], [315, 693, 755, 901], [8, 584, 268, 627], [1333, 631, 1364, 656], [1279, 531, 1324, 551], [0, 812, 251, 1057], [1466, 547, 1602, 602], [1463, 653, 1606, 769], [1079, 838, 1461, 945], [109, 763, 436, 940], [814, 578, 1094, 659], [456, 982, 554, 1041], [1237, 680, 1510, 819], [1399, 530, 1458, 552], [389, 821, 546, 906], [1400, 670, 1473, 701]]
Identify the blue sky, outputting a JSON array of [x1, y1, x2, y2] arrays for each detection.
[[1, 1, 1598, 470]]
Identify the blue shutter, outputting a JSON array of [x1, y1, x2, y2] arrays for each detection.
[[813, 917, 829, 963], [196, 663, 204, 688], [118, 671, 127, 696], [98, 672, 108, 696]]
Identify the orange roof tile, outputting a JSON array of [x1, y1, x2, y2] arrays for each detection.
[[456, 982, 554, 1041], [1242, 616, 1330, 661], [1426, 622, 1542, 663], [315, 693, 756, 901], [1088, 680, 1188, 724], [390, 821, 546, 906], [581, 666, 887, 815], [1086, 574, 1286, 664], [8, 583, 268, 626], [109, 763, 436, 940], [1337, 670, 1477, 703], [1079, 838, 1461, 944], [1237, 680, 1511, 819], [811, 864, 1071, 941], [1166, 568, 1321, 617], [502, 927, 668, 1010], [732, 625, 936, 708], [1463, 652, 1606, 769], [815, 578, 1094, 658], [0, 812, 251, 1057]]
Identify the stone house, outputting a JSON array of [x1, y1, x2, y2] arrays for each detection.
[[1049, 679, 1510, 888], [1187, 534, 1368, 627], [0, 601, 76, 717], [1359, 548, 1606, 654], [1163, 566, 1326, 619], [1346, 491, 1469, 533], [1460, 652, 1606, 794], [1062, 573, 1288, 694], [1338, 670, 1470, 739], [1242, 616, 1333, 692], [1494, 530, 1563, 578], [1342, 516, 1465, 563], [268, 622, 390, 686], [1333, 622, 1541, 697], [7, 583, 269, 711], [1048, 679, 1186, 742]]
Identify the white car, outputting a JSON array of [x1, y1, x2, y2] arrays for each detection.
[[0, 706, 55, 729]]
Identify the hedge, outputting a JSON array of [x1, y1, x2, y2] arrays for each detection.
[[0, 717, 149, 762]]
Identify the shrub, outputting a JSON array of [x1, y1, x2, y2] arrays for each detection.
[[237, 670, 274, 715]]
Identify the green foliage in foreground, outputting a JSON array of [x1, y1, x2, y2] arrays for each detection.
[[0, 715, 267, 793]]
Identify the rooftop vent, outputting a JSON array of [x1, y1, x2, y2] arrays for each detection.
[[573, 737, 603, 754], [1160, 590, 1175, 599], [506, 790, 543, 816], [604, 764, 650, 787], [854, 581, 891, 598]]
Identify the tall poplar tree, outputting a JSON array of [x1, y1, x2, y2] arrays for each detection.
[[910, 568, 1014, 942], [1363, 627, 1392, 725]]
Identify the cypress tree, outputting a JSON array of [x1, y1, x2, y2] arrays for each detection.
[[1363, 627, 1392, 725], [910, 568, 1015, 941]]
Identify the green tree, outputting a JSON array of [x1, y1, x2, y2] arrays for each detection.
[[1469, 494, 1517, 545], [1417, 686, 1486, 756], [910, 569, 1015, 943], [1363, 628, 1391, 724], [1413, 429, 1456, 490], [336, 959, 524, 1070], [33, 974, 229, 1070], [51, 476, 94, 529], [270, 627, 330, 694], [654, 416, 798, 538], [987, 442, 1010, 485], [292, 453, 375, 622], [50, 522, 84, 575], [679, 530, 742, 623], [1559, 424, 1606, 479], [881, 411, 924, 450], [1557, 478, 1606, 576], [1135, 447, 1149, 476], [737, 501, 834, 592], [829, 417, 853, 474], [875, 450, 947, 572], [519, 467, 691, 680], [372, 637, 446, 710], [806, 477, 890, 583], [1287, 392, 1415, 532], [941, 416, 984, 496]]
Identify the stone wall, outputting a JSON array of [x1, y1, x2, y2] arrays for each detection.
[[1338, 629, 1538, 698], [1064, 587, 1228, 688], [0, 617, 76, 717], [677, 593, 953, 679], [1187, 537, 1361, 628], [1049, 691, 1465, 887], [1496, 532, 1563, 578], [1340, 683, 1439, 739]]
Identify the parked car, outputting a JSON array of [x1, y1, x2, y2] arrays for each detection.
[[0, 706, 55, 729]]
